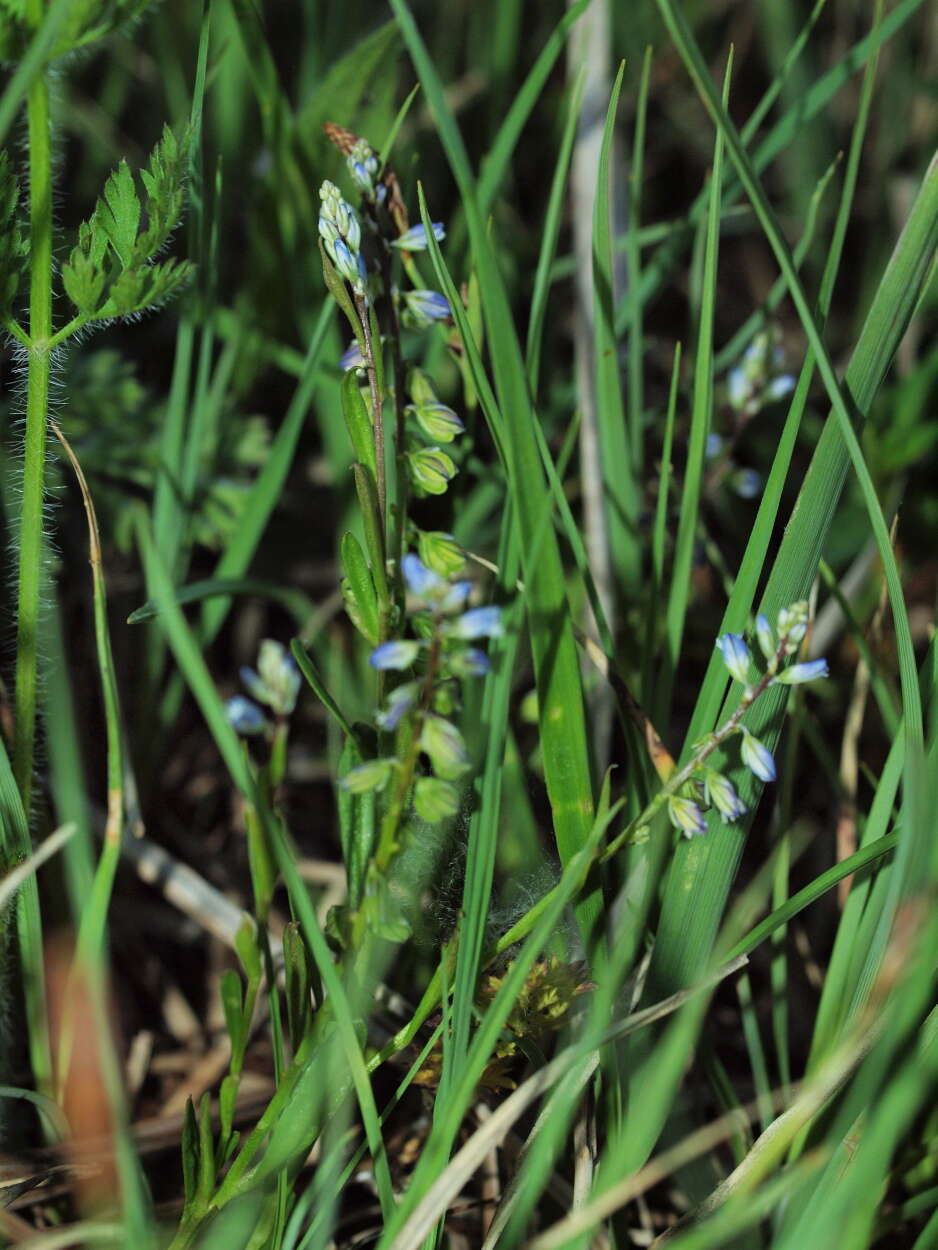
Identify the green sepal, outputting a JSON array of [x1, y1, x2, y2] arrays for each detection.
[[319, 239, 362, 347], [340, 531, 380, 644], [341, 368, 377, 476]]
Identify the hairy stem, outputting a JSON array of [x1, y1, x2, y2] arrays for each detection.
[[14, 64, 53, 810]]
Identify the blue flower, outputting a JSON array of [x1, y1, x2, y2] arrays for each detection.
[[227, 696, 268, 736], [446, 606, 503, 640], [369, 640, 421, 671], [339, 341, 365, 371], [439, 581, 472, 614], [740, 728, 776, 783], [716, 633, 751, 685], [376, 682, 418, 731], [402, 553, 445, 601], [391, 222, 446, 251], [706, 432, 724, 459], [775, 658, 829, 685], [668, 795, 707, 837]]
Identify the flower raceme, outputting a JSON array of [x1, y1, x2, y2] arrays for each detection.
[[665, 602, 828, 838], [341, 555, 503, 823]]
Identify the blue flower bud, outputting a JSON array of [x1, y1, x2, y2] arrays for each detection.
[[369, 640, 421, 671], [403, 289, 452, 325], [704, 770, 747, 821], [716, 633, 752, 684], [376, 682, 418, 731], [706, 432, 724, 459], [765, 374, 796, 403], [668, 795, 707, 837], [740, 728, 776, 782], [775, 658, 829, 685], [414, 776, 460, 822], [449, 648, 491, 677], [391, 222, 446, 251], [446, 606, 504, 640], [226, 696, 268, 736], [420, 715, 470, 779], [755, 613, 775, 661]]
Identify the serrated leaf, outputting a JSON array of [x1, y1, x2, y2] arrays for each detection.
[[102, 258, 194, 318], [96, 160, 140, 268], [138, 124, 190, 258], [61, 246, 106, 316]]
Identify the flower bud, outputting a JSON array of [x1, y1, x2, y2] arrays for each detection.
[[420, 715, 470, 779], [369, 640, 421, 671], [668, 795, 707, 837], [414, 776, 460, 822], [407, 447, 457, 495], [716, 633, 752, 684], [226, 696, 268, 736], [391, 222, 446, 250], [341, 757, 396, 794], [740, 728, 776, 782], [775, 658, 829, 685]]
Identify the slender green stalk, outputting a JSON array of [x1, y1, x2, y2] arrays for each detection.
[[13, 56, 53, 809]]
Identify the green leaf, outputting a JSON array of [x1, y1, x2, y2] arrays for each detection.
[[282, 922, 312, 1052], [103, 257, 194, 317], [341, 368, 378, 477], [138, 123, 189, 258], [220, 969, 245, 1057], [95, 160, 140, 269], [180, 1097, 200, 1207], [340, 531, 380, 645], [61, 244, 105, 316]]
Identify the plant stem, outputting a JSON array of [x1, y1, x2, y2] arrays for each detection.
[[355, 292, 387, 540], [14, 61, 53, 810]]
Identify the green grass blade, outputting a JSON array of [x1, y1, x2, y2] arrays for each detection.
[[393, 0, 600, 949], [647, 0, 935, 1000], [477, 0, 589, 216], [593, 61, 639, 592], [526, 66, 585, 396], [659, 54, 731, 722]]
